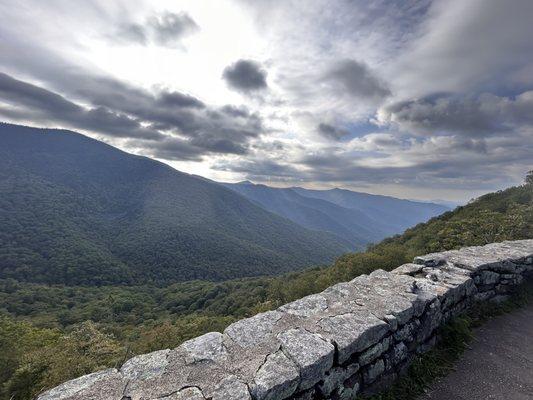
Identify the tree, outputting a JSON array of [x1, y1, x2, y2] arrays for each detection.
[[526, 170, 533, 185]]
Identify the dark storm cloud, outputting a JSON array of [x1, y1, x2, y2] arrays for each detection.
[[381, 92, 533, 137], [0, 71, 266, 160], [323, 59, 391, 101], [222, 60, 268, 93], [317, 123, 350, 140], [116, 11, 199, 47], [157, 91, 206, 109], [0, 72, 161, 140]]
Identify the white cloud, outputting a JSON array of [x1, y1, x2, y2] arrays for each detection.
[[0, 0, 532, 201]]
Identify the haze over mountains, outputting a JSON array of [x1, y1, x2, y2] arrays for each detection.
[[0, 123, 448, 286], [224, 182, 448, 249]]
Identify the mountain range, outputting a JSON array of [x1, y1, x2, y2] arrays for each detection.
[[0, 123, 448, 286], [0, 123, 348, 285], [224, 181, 448, 249]]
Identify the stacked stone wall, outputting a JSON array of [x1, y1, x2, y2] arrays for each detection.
[[38, 240, 533, 400]]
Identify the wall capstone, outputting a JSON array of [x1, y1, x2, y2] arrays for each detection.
[[37, 239, 533, 400]]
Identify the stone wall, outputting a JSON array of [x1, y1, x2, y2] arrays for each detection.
[[37, 240, 533, 400]]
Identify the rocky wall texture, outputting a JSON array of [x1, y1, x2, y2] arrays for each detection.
[[37, 240, 533, 400]]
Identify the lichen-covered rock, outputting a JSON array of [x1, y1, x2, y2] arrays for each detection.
[[384, 342, 408, 369], [363, 359, 385, 384], [37, 369, 125, 400], [279, 294, 328, 317], [394, 319, 420, 342], [181, 332, 228, 364], [210, 375, 251, 400], [224, 311, 282, 348], [359, 336, 392, 366], [318, 311, 389, 364], [251, 350, 299, 400], [167, 387, 205, 400], [277, 328, 335, 390], [121, 349, 170, 380], [317, 364, 359, 397], [416, 300, 442, 342]]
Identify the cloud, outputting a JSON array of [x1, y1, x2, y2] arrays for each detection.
[[116, 11, 199, 47], [317, 123, 349, 140], [391, 0, 533, 97], [0, 72, 161, 140], [322, 59, 391, 101], [1, 0, 532, 200], [156, 90, 206, 109], [378, 91, 533, 137], [214, 158, 301, 181], [148, 11, 199, 46], [222, 60, 268, 93], [0, 71, 266, 160]]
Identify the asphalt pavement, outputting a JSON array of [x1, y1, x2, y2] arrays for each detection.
[[419, 302, 533, 400]]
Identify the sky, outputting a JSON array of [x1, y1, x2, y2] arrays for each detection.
[[0, 0, 532, 202]]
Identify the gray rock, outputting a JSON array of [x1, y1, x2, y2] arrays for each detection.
[[474, 270, 500, 285], [121, 349, 170, 380], [160, 387, 205, 400], [416, 300, 442, 342], [363, 359, 385, 384], [211, 375, 251, 400], [251, 350, 299, 400], [359, 336, 392, 366], [318, 311, 389, 364], [394, 319, 420, 342], [325, 270, 426, 322], [391, 263, 425, 276], [317, 364, 359, 397], [37, 369, 125, 400], [181, 332, 227, 364], [279, 294, 328, 317], [349, 272, 427, 325], [277, 328, 334, 390], [385, 342, 408, 369], [224, 311, 282, 348]]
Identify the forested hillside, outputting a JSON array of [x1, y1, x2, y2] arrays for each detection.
[[224, 181, 449, 248], [1, 179, 531, 399], [0, 124, 349, 285]]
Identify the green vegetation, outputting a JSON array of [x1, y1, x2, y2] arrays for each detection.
[[370, 281, 533, 400], [1, 181, 531, 399]]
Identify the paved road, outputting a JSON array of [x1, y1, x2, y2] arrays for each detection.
[[419, 302, 533, 400]]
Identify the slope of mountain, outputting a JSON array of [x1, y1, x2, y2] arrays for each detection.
[[0, 123, 349, 285], [224, 182, 449, 249], [292, 187, 449, 234]]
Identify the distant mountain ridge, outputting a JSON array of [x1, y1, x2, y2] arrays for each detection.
[[224, 182, 449, 249], [0, 123, 349, 285]]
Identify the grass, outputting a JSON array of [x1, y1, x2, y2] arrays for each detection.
[[368, 280, 533, 400]]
